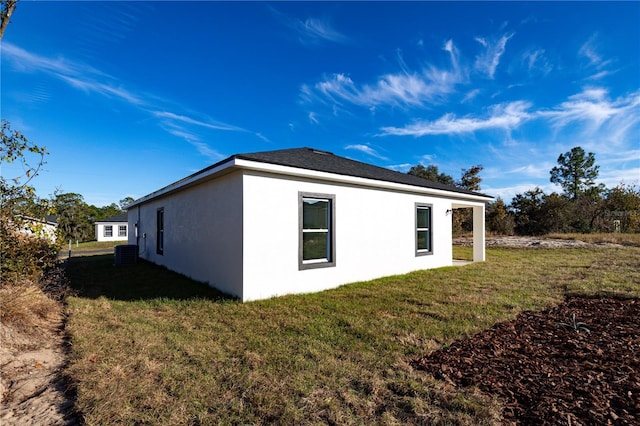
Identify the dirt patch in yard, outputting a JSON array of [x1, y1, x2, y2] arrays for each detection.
[[455, 236, 623, 248], [0, 324, 76, 425], [0, 274, 78, 425], [411, 296, 640, 425]]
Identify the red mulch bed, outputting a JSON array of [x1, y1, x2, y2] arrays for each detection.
[[411, 296, 640, 425]]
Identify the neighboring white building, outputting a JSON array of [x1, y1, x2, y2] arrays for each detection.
[[127, 148, 492, 301], [95, 213, 128, 242], [18, 215, 58, 243]]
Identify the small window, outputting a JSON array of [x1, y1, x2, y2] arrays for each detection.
[[416, 204, 432, 255], [118, 225, 127, 237], [299, 193, 335, 269], [104, 225, 113, 237], [157, 208, 164, 255]]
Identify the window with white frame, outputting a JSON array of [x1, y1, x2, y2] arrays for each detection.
[[299, 193, 335, 269], [104, 225, 113, 237], [416, 204, 432, 255], [118, 225, 127, 237]]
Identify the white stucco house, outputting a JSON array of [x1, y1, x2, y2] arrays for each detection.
[[127, 148, 492, 301], [95, 213, 129, 242], [18, 215, 58, 243]]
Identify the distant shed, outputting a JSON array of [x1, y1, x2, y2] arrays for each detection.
[[95, 212, 128, 242]]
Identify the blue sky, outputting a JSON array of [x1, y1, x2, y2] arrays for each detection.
[[2, 1, 639, 207]]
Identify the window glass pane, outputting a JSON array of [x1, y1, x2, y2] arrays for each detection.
[[104, 226, 113, 237], [303, 232, 328, 260], [303, 199, 329, 229], [157, 209, 164, 254], [417, 208, 430, 229], [417, 230, 430, 251]]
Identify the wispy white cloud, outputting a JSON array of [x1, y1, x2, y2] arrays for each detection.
[[3, 42, 145, 106], [597, 167, 640, 188], [585, 70, 615, 81], [462, 88, 481, 103], [378, 101, 532, 136], [484, 182, 558, 204], [2, 42, 258, 159], [540, 88, 640, 140], [379, 87, 640, 146], [503, 163, 552, 179], [345, 144, 389, 160], [578, 34, 617, 81], [162, 127, 225, 162], [522, 48, 552, 76], [270, 7, 348, 45], [308, 112, 320, 124], [58, 74, 145, 105], [152, 111, 246, 132], [255, 132, 270, 143], [386, 163, 412, 172], [1, 42, 108, 79], [297, 17, 349, 45], [578, 34, 611, 69], [597, 149, 640, 167], [474, 33, 514, 78], [303, 39, 464, 110]]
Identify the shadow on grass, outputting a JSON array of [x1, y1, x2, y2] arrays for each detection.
[[65, 254, 234, 302]]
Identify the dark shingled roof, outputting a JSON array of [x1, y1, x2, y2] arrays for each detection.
[[96, 212, 128, 223], [235, 147, 489, 198]]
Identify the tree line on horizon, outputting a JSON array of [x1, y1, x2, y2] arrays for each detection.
[[409, 146, 640, 235], [2, 115, 639, 255]]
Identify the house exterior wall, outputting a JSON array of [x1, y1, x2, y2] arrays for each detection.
[[128, 171, 244, 299], [241, 170, 456, 301], [95, 222, 128, 242], [19, 220, 58, 243]]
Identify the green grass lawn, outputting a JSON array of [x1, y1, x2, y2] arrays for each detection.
[[74, 240, 127, 250], [64, 246, 640, 425]]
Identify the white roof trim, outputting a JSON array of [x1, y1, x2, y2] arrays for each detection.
[[128, 157, 492, 207], [236, 159, 493, 202]]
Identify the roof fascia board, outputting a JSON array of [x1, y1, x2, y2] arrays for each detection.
[[16, 215, 58, 226], [236, 159, 493, 203], [129, 157, 492, 208]]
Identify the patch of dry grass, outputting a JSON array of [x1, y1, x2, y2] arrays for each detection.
[[0, 282, 63, 352], [64, 247, 640, 425], [547, 232, 640, 247]]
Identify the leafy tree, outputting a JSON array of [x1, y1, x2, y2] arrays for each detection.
[[407, 164, 455, 186], [119, 196, 135, 210], [52, 192, 131, 241], [541, 192, 572, 233], [486, 197, 515, 235], [550, 147, 601, 200], [53, 191, 93, 242], [1, 119, 47, 187], [458, 165, 484, 191], [453, 165, 484, 234], [98, 203, 121, 220], [600, 183, 640, 232], [1, 119, 58, 284], [510, 188, 580, 235], [408, 162, 485, 235], [510, 187, 547, 235]]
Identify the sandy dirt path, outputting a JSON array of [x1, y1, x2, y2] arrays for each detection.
[[1, 320, 77, 424]]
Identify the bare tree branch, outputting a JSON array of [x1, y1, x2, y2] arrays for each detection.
[[0, 0, 18, 41]]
